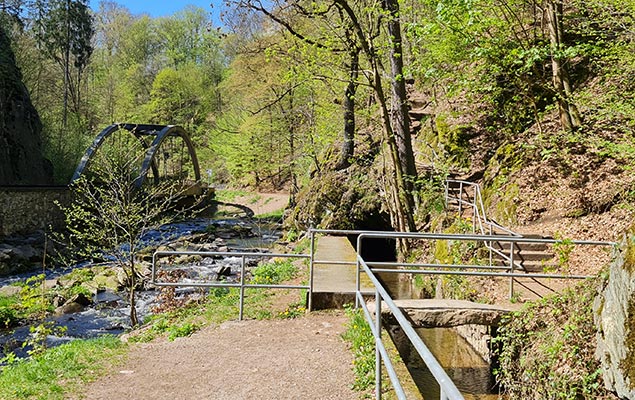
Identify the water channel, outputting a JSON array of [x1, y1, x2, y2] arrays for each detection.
[[361, 237, 500, 399]]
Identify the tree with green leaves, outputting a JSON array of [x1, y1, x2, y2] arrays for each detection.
[[35, 0, 94, 130], [60, 144, 193, 326], [225, 0, 417, 249]]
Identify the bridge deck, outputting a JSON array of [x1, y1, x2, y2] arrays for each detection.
[[311, 236, 373, 309]]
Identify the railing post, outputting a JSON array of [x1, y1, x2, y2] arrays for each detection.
[[356, 235, 363, 309], [444, 181, 449, 208], [239, 255, 246, 321], [308, 230, 315, 312], [458, 182, 463, 216], [488, 225, 493, 268], [375, 289, 382, 400], [509, 243, 515, 300]]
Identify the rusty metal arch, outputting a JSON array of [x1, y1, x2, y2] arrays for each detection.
[[133, 125, 201, 188], [71, 123, 201, 188]]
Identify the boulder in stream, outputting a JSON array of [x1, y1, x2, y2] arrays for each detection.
[[0, 285, 21, 297]]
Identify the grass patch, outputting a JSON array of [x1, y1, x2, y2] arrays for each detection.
[[0, 336, 125, 400], [341, 306, 375, 391], [132, 259, 302, 343], [250, 259, 297, 285], [214, 189, 249, 202], [253, 209, 284, 220]]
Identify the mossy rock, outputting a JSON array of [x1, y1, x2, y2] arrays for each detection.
[[92, 273, 121, 292], [595, 232, 635, 399], [289, 166, 387, 231], [481, 143, 525, 226]]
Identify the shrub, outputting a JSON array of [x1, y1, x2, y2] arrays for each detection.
[[250, 259, 297, 285], [493, 279, 613, 399]]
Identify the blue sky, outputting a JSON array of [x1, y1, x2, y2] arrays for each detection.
[[87, 0, 222, 18]]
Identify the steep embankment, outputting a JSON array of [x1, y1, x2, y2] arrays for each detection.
[[0, 28, 53, 185]]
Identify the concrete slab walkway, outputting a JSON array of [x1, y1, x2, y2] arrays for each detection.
[[311, 235, 374, 309]]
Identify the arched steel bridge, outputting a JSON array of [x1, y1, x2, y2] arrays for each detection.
[[71, 123, 205, 195]]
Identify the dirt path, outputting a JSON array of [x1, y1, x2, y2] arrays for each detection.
[[233, 192, 289, 216], [81, 312, 358, 400], [80, 193, 361, 399]]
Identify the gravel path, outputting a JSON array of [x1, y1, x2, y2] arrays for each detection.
[[81, 312, 359, 400]]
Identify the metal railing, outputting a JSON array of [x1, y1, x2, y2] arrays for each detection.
[[446, 179, 532, 276], [351, 230, 615, 400], [151, 250, 311, 320], [150, 226, 616, 400], [357, 255, 465, 400], [445, 180, 517, 236]]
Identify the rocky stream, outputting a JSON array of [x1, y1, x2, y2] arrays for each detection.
[[0, 217, 282, 361]]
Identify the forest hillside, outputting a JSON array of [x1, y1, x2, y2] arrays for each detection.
[[2, 0, 635, 241], [4, 1, 635, 399]]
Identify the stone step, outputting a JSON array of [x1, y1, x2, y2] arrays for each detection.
[[494, 250, 554, 262], [512, 277, 569, 301], [408, 108, 430, 120]]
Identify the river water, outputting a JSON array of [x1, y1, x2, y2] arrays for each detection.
[[0, 218, 281, 360]]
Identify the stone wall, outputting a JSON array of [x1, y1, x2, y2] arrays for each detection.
[[595, 235, 635, 399], [0, 187, 70, 237], [455, 324, 494, 363]]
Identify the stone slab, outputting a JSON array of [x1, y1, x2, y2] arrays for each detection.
[[370, 299, 519, 327], [311, 236, 373, 309]]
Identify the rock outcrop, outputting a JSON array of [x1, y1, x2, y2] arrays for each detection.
[[0, 27, 53, 185], [595, 234, 635, 399]]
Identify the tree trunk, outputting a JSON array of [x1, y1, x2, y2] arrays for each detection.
[[333, 0, 416, 255], [128, 261, 138, 326], [336, 46, 359, 170], [383, 0, 417, 180], [546, 0, 581, 131], [62, 0, 70, 131], [287, 88, 298, 208]]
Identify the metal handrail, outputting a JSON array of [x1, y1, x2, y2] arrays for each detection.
[[353, 230, 615, 400], [446, 179, 520, 236], [151, 250, 312, 319], [446, 180, 525, 277], [357, 255, 465, 400]]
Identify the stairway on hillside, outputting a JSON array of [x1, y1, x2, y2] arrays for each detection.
[[445, 180, 563, 302], [489, 236, 562, 301], [407, 91, 432, 136]]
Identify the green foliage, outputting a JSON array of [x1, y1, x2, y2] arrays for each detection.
[[213, 189, 250, 203], [144, 63, 217, 131], [277, 301, 306, 319], [166, 322, 199, 341], [0, 274, 52, 329], [58, 149, 195, 326], [341, 305, 375, 391], [23, 322, 67, 357], [17, 275, 51, 320], [250, 259, 297, 285], [494, 280, 609, 399], [414, 170, 448, 226], [0, 336, 125, 400], [0, 295, 20, 328], [553, 233, 575, 272]]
